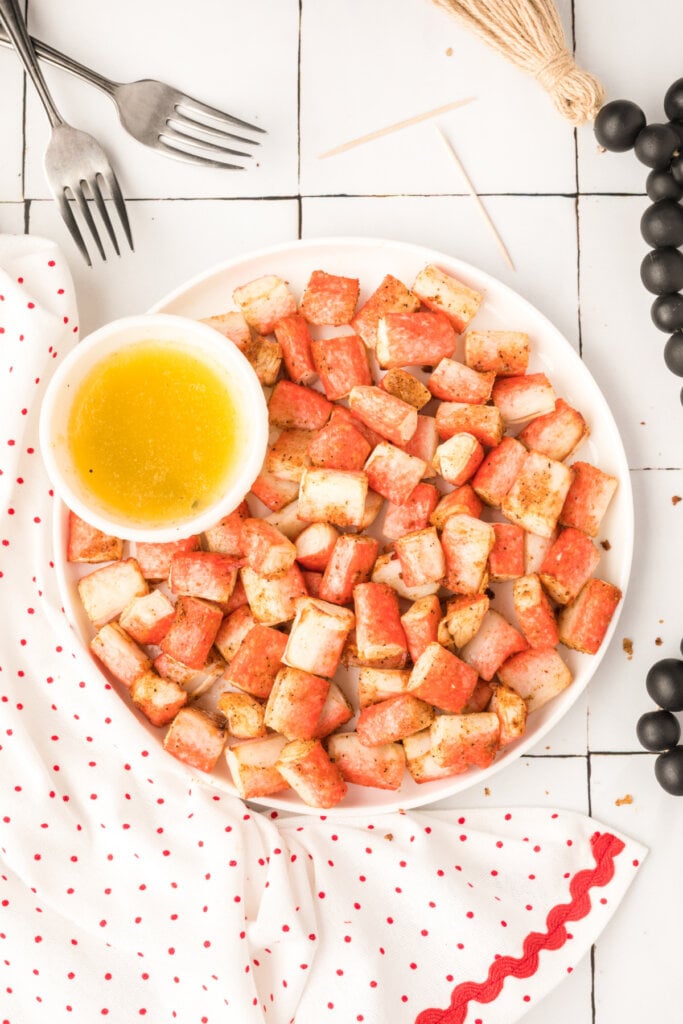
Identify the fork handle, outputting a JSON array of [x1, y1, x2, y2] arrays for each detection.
[[0, 0, 64, 127], [0, 24, 117, 95]]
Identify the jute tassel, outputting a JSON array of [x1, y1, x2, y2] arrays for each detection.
[[431, 0, 605, 126]]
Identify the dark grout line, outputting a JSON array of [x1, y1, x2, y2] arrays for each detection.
[[23, 198, 30, 235], [18, 192, 650, 204]]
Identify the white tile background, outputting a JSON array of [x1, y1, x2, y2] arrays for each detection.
[[3, 0, 683, 1020]]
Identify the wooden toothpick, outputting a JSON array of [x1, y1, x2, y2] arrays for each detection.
[[318, 97, 476, 159], [435, 126, 515, 272]]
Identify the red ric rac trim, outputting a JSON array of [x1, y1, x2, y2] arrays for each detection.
[[414, 831, 625, 1024]]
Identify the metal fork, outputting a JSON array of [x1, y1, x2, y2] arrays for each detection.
[[0, 0, 132, 266], [0, 24, 265, 170]]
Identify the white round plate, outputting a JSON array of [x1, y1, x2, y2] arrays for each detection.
[[54, 237, 633, 815]]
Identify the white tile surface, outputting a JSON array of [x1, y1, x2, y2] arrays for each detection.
[[0, 202, 25, 235], [0, 59, 23, 200], [433, 755, 589, 814]]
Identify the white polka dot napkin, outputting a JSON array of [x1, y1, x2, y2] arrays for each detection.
[[0, 236, 646, 1024]]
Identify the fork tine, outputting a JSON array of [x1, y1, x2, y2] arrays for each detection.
[[164, 120, 252, 160], [175, 97, 266, 135], [72, 182, 106, 261], [171, 109, 260, 149], [55, 189, 92, 267], [159, 130, 249, 168], [102, 169, 134, 252], [91, 174, 120, 257], [156, 135, 245, 170]]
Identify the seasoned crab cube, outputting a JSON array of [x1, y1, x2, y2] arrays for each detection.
[[394, 527, 445, 588], [225, 734, 290, 799], [383, 482, 439, 541], [518, 398, 589, 462], [299, 269, 360, 326], [67, 511, 123, 563], [77, 558, 149, 628], [524, 528, 557, 575], [559, 461, 618, 538], [440, 593, 490, 649], [224, 623, 287, 698], [512, 573, 559, 648], [436, 402, 504, 448], [265, 500, 309, 540], [459, 609, 528, 681], [265, 667, 330, 740], [351, 273, 420, 349], [308, 417, 372, 473], [327, 732, 406, 790], [203, 502, 249, 557], [294, 522, 340, 572], [464, 330, 530, 376], [497, 647, 573, 712], [502, 451, 573, 538], [250, 471, 300, 513], [169, 551, 238, 604], [408, 642, 479, 713], [133, 536, 200, 581], [472, 436, 528, 508], [428, 358, 494, 405], [441, 514, 495, 595], [311, 334, 372, 401], [268, 380, 332, 431], [163, 707, 225, 772], [298, 468, 368, 528], [492, 373, 556, 423], [329, 404, 384, 449], [242, 333, 282, 386], [314, 682, 354, 738], [431, 712, 500, 769], [433, 432, 484, 487], [201, 309, 251, 349], [488, 683, 527, 746], [240, 518, 297, 578], [360, 490, 384, 531], [364, 442, 426, 506], [276, 739, 347, 808], [319, 534, 379, 605], [371, 551, 440, 601], [354, 582, 409, 668], [380, 368, 431, 409], [429, 485, 483, 530], [266, 429, 315, 484], [301, 570, 323, 598], [349, 385, 418, 446], [214, 605, 257, 663], [376, 311, 457, 368], [412, 264, 483, 332], [90, 622, 152, 687], [403, 728, 468, 783], [399, 415, 439, 473], [558, 578, 622, 655], [217, 691, 266, 739], [461, 678, 494, 714], [241, 563, 308, 625], [358, 667, 411, 708], [233, 274, 297, 334], [119, 590, 175, 646], [131, 670, 188, 728], [159, 596, 223, 670], [273, 314, 317, 386], [357, 693, 434, 746], [488, 523, 525, 582], [539, 527, 601, 605], [283, 597, 355, 677]]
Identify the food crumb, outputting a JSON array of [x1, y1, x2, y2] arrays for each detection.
[[445, 46, 453, 56], [622, 637, 634, 659], [672, 495, 682, 506], [656, 637, 663, 646], [484, 787, 490, 796], [601, 539, 611, 551], [384, 833, 394, 841], [615, 794, 633, 807]]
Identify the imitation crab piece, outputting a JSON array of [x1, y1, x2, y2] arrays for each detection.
[[242, 333, 282, 386], [119, 590, 175, 646], [400, 595, 441, 663], [273, 314, 317, 386], [308, 417, 372, 472], [558, 578, 622, 655], [383, 482, 439, 541], [283, 597, 355, 678], [163, 707, 225, 772], [354, 581, 409, 668], [348, 385, 418, 446], [67, 511, 123, 563], [492, 373, 556, 424], [360, 490, 385, 531], [435, 402, 504, 449], [233, 274, 297, 334], [431, 712, 501, 770], [266, 429, 314, 483], [327, 732, 406, 791], [357, 693, 434, 746], [298, 468, 369, 528], [159, 595, 223, 670], [559, 461, 619, 538], [314, 682, 354, 738], [472, 436, 528, 508], [265, 500, 310, 540], [488, 523, 525, 582], [364, 442, 426, 506], [524, 528, 557, 575], [403, 728, 467, 783], [400, 415, 439, 474], [241, 518, 297, 578], [299, 269, 360, 326], [216, 691, 267, 739], [518, 398, 589, 462], [464, 329, 530, 376], [411, 263, 483, 332], [329, 404, 384, 450], [268, 380, 332, 431], [214, 605, 257, 663], [203, 503, 249, 558], [358, 667, 411, 708], [241, 563, 308, 625], [429, 485, 483, 530], [225, 735, 290, 799], [223, 623, 288, 698], [318, 534, 379, 605], [408, 642, 479, 713], [90, 622, 151, 687], [251, 471, 300, 513], [77, 558, 149, 628], [497, 646, 573, 712], [276, 739, 348, 808], [130, 670, 188, 728], [428, 358, 494, 405], [501, 450, 573, 539], [512, 573, 559, 648], [488, 682, 528, 746], [439, 593, 490, 649], [351, 273, 420, 349], [433, 432, 485, 487], [169, 551, 238, 604], [380, 368, 431, 410], [294, 522, 340, 572], [311, 334, 372, 401], [394, 527, 446, 588], [376, 310, 457, 369], [201, 309, 251, 349], [132, 536, 200, 581], [265, 666, 330, 740], [539, 527, 601, 605], [459, 609, 528, 681], [441, 514, 495, 595], [461, 678, 495, 714]]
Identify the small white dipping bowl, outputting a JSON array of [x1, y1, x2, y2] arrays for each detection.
[[39, 313, 268, 542]]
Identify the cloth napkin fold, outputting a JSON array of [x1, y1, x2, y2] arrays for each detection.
[[0, 235, 646, 1024]]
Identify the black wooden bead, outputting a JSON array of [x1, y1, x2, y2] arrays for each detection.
[[646, 169, 683, 202], [651, 293, 683, 332], [655, 746, 683, 795], [664, 78, 683, 122], [670, 152, 683, 186], [634, 123, 680, 169], [664, 333, 683, 376], [640, 248, 683, 294], [641, 201, 683, 248], [594, 100, 646, 152]]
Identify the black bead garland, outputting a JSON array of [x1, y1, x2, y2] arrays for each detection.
[[637, 653, 683, 793]]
